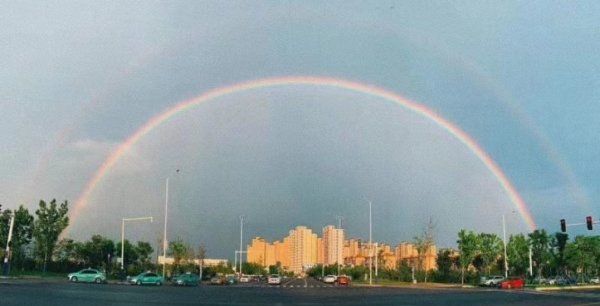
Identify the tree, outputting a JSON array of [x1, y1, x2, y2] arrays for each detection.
[[457, 229, 479, 285], [169, 239, 192, 272], [529, 229, 551, 278], [413, 218, 435, 282], [550, 232, 568, 276], [478, 233, 503, 276], [507, 234, 529, 276], [565, 236, 600, 281], [77, 235, 115, 269], [0, 206, 34, 269], [33, 199, 69, 272], [116, 240, 139, 267]]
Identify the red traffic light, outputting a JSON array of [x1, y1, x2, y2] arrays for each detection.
[[586, 216, 593, 230]]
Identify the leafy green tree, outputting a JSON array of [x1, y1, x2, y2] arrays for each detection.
[[77, 235, 115, 269], [529, 229, 551, 278], [169, 239, 192, 273], [136, 241, 153, 265], [116, 239, 139, 267], [565, 236, 600, 281], [242, 262, 265, 275], [550, 232, 568, 276], [478, 233, 503, 276], [507, 234, 529, 276], [33, 199, 69, 272], [0, 206, 34, 269], [457, 229, 479, 284]]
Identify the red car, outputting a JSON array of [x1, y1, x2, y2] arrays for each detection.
[[336, 275, 351, 286], [499, 277, 524, 289]]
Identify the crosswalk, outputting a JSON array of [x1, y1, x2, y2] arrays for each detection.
[[252, 284, 335, 288]]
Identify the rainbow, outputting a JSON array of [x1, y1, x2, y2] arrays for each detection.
[[67, 76, 537, 233]]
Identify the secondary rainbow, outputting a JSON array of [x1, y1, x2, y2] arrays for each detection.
[[68, 76, 537, 233]]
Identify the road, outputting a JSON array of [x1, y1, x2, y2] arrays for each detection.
[[1, 277, 599, 306]]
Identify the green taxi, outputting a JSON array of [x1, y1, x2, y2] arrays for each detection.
[[171, 272, 199, 286], [129, 272, 164, 286], [68, 268, 107, 284]]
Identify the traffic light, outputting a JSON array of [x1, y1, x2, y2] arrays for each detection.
[[586, 216, 593, 230], [560, 219, 566, 232]]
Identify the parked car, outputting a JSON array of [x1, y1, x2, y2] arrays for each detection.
[[590, 276, 600, 284], [239, 275, 250, 283], [267, 274, 282, 285], [532, 276, 549, 285], [556, 276, 577, 286], [499, 277, 524, 289], [210, 276, 227, 285], [129, 272, 164, 286], [323, 275, 337, 284], [68, 268, 106, 284], [171, 272, 199, 286], [480, 275, 505, 287], [336, 275, 351, 286]]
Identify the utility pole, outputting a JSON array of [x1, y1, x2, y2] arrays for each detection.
[[3, 211, 15, 276], [375, 242, 378, 278]]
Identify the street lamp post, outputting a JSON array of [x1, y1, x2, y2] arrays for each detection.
[[502, 214, 508, 278], [162, 169, 180, 278], [3, 210, 15, 276], [369, 200, 372, 285], [121, 217, 153, 270], [239, 216, 245, 276]]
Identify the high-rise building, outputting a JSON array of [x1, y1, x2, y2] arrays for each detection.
[[322, 225, 344, 265], [288, 226, 318, 274]]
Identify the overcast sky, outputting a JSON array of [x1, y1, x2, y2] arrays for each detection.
[[2, 1, 599, 259]]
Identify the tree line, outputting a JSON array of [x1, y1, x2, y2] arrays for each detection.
[[0, 199, 231, 279]]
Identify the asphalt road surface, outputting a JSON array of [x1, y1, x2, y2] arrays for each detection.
[[2, 277, 600, 306]]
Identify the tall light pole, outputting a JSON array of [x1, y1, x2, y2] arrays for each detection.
[[239, 215, 245, 276], [121, 216, 153, 270], [369, 200, 372, 285], [3, 210, 15, 276], [502, 214, 508, 278], [163, 169, 180, 278]]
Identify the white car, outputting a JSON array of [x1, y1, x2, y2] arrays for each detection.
[[481, 275, 505, 287], [323, 275, 337, 284], [590, 277, 600, 284], [239, 276, 250, 283], [267, 275, 282, 285]]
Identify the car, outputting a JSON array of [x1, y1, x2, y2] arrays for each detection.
[[171, 272, 199, 286], [590, 276, 600, 284], [556, 276, 577, 286], [210, 276, 227, 285], [480, 275, 505, 287], [323, 275, 337, 284], [267, 274, 282, 285], [239, 275, 250, 283], [499, 277, 524, 289], [129, 272, 164, 286], [68, 268, 106, 284], [336, 275, 350, 286]]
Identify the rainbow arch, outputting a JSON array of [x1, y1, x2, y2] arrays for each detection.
[[68, 76, 537, 233]]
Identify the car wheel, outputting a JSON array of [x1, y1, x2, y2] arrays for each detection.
[[136, 280, 142, 286], [71, 276, 78, 282], [156, 281, 162, 286], [95, 278, 102, 284]]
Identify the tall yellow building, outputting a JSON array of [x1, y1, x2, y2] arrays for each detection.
[[288, 226, 318, 275], [322, 225, 344, 265]]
